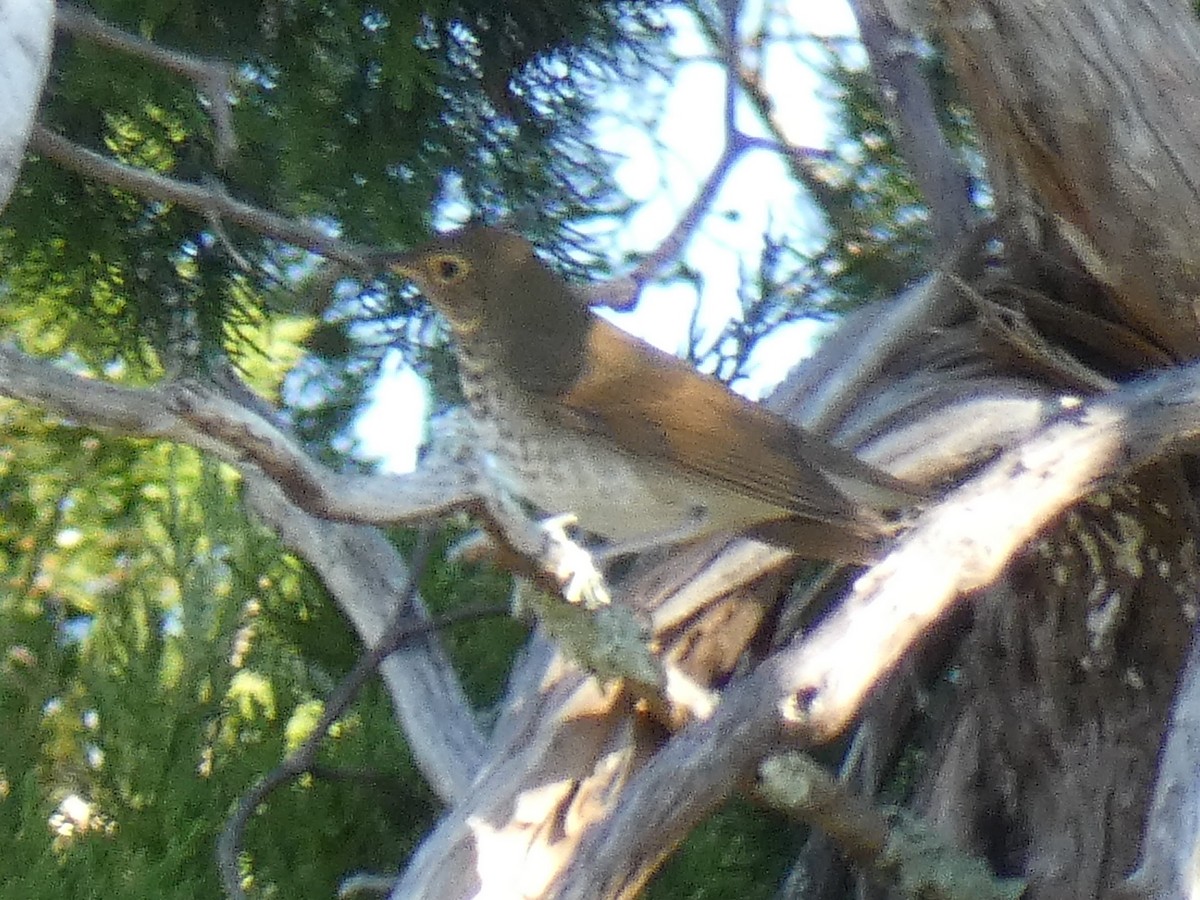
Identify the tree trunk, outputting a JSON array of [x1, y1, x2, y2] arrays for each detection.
[[394, 1, 1200, 897]]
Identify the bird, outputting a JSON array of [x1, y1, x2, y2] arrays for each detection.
[[388, 224, 922, 564]]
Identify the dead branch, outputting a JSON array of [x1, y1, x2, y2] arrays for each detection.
[[165, 379, 477, 521], [554, 358, 1200, 896], [847, 0, 975, 247], [579, 0, 844, 313], [759, 752, 1025, 900], [0, 343, 487, 801]]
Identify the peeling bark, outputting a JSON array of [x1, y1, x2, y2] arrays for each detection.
[[935, 0, 1200, 358], [8, 1, 1200, 897]]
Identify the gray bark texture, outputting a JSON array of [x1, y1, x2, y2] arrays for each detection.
[[0, 0, 53, 213], [6, 0, 1200, 898], [396, 1, 1200, 897]]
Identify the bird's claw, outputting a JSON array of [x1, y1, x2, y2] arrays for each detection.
[[539, 514, 611, 609]]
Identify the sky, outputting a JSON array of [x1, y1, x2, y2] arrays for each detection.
[[354, 0, 859, 473]]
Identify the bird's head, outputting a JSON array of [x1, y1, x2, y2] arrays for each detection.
[[388, 224, 591, 392], [389, 224, 547, 338]]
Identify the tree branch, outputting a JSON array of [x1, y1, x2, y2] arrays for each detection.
[[558, 357, 1200, 895], [759, 753, 1025, 900], [847, 0, 975, 247], [218, 530, 439, 900], [580, 0, 832, 312], [54, 1, 238, 163], [28, 125, 375, 266], [0, 343, 488, 801], [165, 379, 477, 522]]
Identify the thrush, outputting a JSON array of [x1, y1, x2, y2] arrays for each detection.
[[389, 225, 921, 563]]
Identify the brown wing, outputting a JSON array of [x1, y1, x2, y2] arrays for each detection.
[[548, 317, 918, 524]]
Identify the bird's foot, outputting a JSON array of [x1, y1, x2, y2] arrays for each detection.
[[466, 478, 614, 607], [539, 514, 611, 609]]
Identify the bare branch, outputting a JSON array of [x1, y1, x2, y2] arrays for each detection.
[[166, 379, 476, 522], [847, 0, 975, 247], [719, 0, 741, 140], [759, 753, 1025, 900], [580, 0, 822, 311], [558, 358, 1200, 895], [0, 345, 475, 522], [727, 21, 845, 215], [28, 125, 375, 266], [0, 343, 488, 800], [0, 341, 182, 436], [579, 138, 744, 311], [55, 2, 238, 164]]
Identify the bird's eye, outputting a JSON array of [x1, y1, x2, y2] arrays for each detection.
[[429, 254, 469, 284]]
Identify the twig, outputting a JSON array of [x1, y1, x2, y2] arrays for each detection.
[[217, 530, 450, 900], [55, 3, 230, 93], [733, 50, 844, 214], [55, 2, 239, 164], [758, 753, 1025, 899], [28, 125, 374, 267], [581, 1, 755, 311]]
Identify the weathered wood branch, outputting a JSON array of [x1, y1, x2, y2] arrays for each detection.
[[29, 125, 376, 266], [848, 0, 976, 247], [0, 345, 486, 802], [759, 753, 1025, 900], [554, 352, 1200, 894], [0, 0, 53, 212], [935, 0, 1200, 358]]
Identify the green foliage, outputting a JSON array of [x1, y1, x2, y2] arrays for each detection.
[[0, 0, 979, 896], [645, 799, 801, 900], [415, 528, 528, 708], [1, 1, 675, 894], [811, 44, 984, 307], [0, 410, 442, 898], [2, 0, 668, 413]]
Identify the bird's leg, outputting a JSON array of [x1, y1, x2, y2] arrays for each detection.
[[460, 474, 614, 609]]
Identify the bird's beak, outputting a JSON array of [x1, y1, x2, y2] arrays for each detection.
[[388, 256, 435, 300], [384, 253, 484, 335]]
